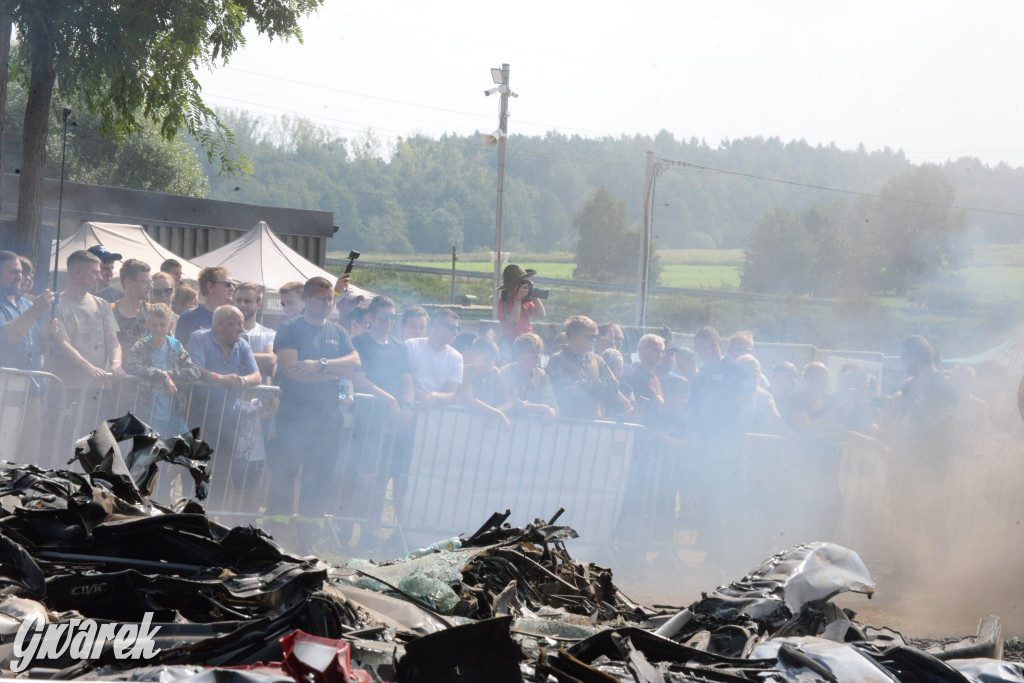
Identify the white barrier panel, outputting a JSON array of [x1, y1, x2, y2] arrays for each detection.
[[400, 408, 640, 543], [0, 368, 67, 468], [0, 371, 32, 462]]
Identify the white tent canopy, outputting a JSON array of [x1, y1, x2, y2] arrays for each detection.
[[49, 222, 201, 289], [190, 221, 372, 312]]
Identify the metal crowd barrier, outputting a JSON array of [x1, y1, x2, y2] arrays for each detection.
[[0, 367, 67, 469], [10, 370, 1020, 566], [65, 374, 280, 513], [398, 408, 643, 548]]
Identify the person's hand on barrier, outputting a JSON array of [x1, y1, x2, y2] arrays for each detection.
[[384, 395, 401, 421], [110, 363, 127, 381], [164, 374, 178, 395], [87, 364, 107, 380], [339, 392, 355, 411], [222, 374, 245, 391], [535, 404, 558, 422], [420, 393, 438, 409], [30, 289, 54, 317]]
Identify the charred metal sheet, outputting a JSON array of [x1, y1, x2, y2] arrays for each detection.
[[395, 616, 520, 683]]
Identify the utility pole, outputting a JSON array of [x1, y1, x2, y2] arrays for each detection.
[[635, 151, 655, 327], [490, 63, 511, 321], [450, 246, 457, 305]]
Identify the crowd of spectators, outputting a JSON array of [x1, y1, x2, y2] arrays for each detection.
[[0, 251, 1007, 552]]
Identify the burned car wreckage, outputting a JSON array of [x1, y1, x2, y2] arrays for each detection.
[[0, 415, 1019, 682]]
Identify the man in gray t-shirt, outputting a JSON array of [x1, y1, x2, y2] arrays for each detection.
[[49, 251, 123, 391]]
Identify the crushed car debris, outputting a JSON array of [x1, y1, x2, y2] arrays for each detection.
[[1, 414, 1021, 682]]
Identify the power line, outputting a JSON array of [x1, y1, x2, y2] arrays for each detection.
[[660, 158, 1024, 219], [219, 67, 634, 139]]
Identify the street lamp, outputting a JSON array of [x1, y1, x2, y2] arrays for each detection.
[[483, 63, 517, 320], [52, 108, 72, 293]]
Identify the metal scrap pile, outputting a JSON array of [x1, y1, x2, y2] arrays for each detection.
[[1, 414, 1021, 682]]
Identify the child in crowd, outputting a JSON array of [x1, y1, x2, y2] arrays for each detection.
[[126, 303, 201, 436], [460, 337, 512, 428]]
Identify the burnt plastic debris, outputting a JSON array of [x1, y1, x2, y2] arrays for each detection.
[[71, 412, 212, 502], [1, 420, 1020, 682]]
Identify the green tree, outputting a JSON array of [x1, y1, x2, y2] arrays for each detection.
[[869, 165, 969, 293], [0, 54, 207, 197], [573, 188, 660, 283], [11, 0, 323, 259], [740, 206, 815, 294]]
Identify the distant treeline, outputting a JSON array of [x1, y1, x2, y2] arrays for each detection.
[[193, 111, 1024, 255]]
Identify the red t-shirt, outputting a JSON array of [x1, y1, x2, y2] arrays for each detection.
[[498, 299, 535, 341]]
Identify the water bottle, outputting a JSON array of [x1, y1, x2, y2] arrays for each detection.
[[406, 536, 462, 559]]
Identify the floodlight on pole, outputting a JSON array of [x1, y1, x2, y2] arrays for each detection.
[[481, 129, 503, 147], [483, 63, 516, 321]]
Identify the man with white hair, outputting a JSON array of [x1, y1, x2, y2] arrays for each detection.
[[186, 305, 261, 503], [622, 333, 666, 417]]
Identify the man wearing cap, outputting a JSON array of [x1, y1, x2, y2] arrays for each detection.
[[497, 264, 545, 357], [88, 245, 124, 303], [335, 288, 365, 323]]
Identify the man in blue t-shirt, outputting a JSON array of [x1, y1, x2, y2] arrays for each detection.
[[186, 304, 260, 504], [176, 266, 235, 345], [0, 251, 56, 464], [270, 277, 360, 520]]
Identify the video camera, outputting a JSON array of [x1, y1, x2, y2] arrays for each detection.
[[523, 279, 549, 302], [344, 250, 360, 274]]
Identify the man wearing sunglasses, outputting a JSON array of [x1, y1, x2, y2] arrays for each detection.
[[406, 307, 462, 407], [176, 267, 234, 346], [150, 272, 175, 306]]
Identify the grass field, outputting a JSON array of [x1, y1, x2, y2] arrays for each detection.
[[331, 245, 1023, 297]]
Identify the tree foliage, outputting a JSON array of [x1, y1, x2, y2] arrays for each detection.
[[0, 47, 207, 194], [741, 165, 969, 296], [572, 188, 661, 284], [10, 0, 323, 256], [199, 115, 1023, 273]]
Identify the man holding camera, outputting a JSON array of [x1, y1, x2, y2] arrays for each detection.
[[497, 264, 546, 358]]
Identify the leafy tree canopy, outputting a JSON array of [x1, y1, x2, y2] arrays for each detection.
[[20, 0, 322, 174], [741, 165, 970, 296], [572, 188, 661, 284]]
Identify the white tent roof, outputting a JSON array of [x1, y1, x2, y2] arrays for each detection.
[[50, 222, 201, 283], [191, 221, 372, 302]]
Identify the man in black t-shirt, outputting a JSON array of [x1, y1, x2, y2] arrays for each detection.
[[269, 277, 360, 519], [351, 295, 414, 527], [352, 295, 414, 418]]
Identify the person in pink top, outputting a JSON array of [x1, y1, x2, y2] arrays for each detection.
[[496, 264, 546, 360]]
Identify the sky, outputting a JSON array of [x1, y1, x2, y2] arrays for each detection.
[[196, 0, 1024, 168]]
